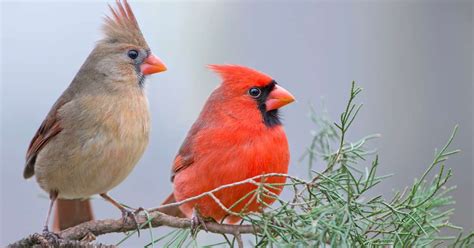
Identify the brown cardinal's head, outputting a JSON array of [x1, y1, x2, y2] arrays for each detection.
[[208, 64, 295, 127], [88, 0, 166, 87]]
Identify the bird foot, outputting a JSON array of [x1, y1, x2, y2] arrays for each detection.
[[190, 208, 212, 236], [121, 208, 141, 237], [41, 226, 60, 246]]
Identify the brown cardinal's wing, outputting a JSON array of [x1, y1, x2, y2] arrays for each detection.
[[24, 97, 69, 179]]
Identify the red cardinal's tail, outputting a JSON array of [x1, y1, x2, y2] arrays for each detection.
[[52, 199, 94, 231], [160, 193, 186, 218]]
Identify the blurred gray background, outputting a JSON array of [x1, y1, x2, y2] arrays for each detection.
[[1, 0, 472, 246]]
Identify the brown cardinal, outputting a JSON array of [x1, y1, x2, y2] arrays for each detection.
[[23, 0, 166, 233], [161, 65, 294, 224]]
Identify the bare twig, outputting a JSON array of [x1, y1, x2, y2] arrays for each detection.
[[234, 231, 244, 248], [8, 212, 259, 247], [151, 173, 307, 213]]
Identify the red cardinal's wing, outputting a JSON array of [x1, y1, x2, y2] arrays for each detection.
[[24, 98, 69, 179], [171, 153, 194, 181], [170, 120, 207, 181]]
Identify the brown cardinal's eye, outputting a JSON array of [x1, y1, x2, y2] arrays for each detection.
[[128, 50, 139, 60], [248, 87, 261, 98]]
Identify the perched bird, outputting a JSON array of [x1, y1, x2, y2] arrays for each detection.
[[23, 0, 166, 233], [161, 65, 295, 224]]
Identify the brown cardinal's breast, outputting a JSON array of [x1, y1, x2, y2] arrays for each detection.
[[35, 93, 150, 199]]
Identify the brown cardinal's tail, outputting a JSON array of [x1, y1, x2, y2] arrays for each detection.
[[160, 193, 186, 218], [52, 199, 94, 231]]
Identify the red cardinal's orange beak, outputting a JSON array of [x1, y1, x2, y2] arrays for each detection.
[[140, 53, 167, 75], [266, 85, 295, 111]]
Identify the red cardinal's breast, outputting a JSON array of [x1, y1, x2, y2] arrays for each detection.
[[173, 125, 289, 223]]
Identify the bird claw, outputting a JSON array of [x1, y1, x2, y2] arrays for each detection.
[[99, 193, 142, 237], [121, 208, 141, 237], [41, 226, 60, 246], [190, 208, 209, 236]]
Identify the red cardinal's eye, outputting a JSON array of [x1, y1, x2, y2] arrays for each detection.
[[128, 50, 139, 59], [248, 87, 261, 98]]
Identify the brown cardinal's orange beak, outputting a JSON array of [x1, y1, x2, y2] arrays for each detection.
[[265, 85, 295, 111], [140, 53, 167, 75]]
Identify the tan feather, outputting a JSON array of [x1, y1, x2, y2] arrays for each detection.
[[102, 0, 148, 47]]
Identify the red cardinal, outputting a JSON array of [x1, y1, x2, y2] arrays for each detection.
[[162, 65, 295, 223]]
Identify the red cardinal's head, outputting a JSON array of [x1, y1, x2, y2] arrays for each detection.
[[208, 64, 295, 127]]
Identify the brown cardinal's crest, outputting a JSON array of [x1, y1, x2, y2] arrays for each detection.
[[102, 0, 148, 47]]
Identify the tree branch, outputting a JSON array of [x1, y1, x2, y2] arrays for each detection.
[[8, 173, 305, 247], [7, 233, 115, 248], [7, 211, 259, 247]]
